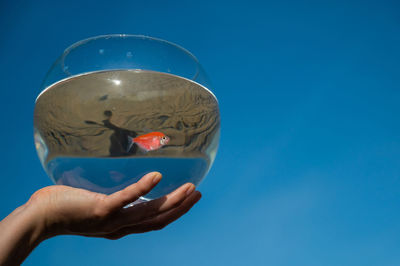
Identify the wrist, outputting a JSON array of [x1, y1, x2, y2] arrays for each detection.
[[15, 203, 49, 247], [0, 202, 52, 265], [23, 198, 59, 240]]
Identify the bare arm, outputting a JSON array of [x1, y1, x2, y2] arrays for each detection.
[[0, 172, 201, 265], [0, 203, 48, 265]]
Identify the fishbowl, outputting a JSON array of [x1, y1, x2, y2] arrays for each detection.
[[34, 35, 220, 200]]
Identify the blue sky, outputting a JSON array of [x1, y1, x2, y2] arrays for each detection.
[[1, 0, 400, 265]]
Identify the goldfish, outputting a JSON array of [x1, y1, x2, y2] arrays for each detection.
[[127, 132, 170, 152]]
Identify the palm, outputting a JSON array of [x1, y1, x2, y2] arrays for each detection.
[[28, 172, 201, 239]]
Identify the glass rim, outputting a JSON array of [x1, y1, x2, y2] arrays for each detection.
[[61, 34, 201, 65]]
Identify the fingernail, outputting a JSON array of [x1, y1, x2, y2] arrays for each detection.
[[186, 184, 195, 196], [151, 172, 162, 184]]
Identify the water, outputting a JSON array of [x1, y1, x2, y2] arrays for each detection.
[[47, 157, 209, 199], [34, 70, 220, 199]]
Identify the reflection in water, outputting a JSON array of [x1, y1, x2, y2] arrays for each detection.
[[34, 70, 220, 198], [84, 110, 138, 156]]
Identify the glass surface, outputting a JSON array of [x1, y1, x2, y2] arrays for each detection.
[[34, 35, 220, 200]]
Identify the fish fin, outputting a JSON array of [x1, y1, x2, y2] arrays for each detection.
[[126, 136, 134, 152]]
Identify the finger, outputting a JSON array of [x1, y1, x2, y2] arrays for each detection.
[[130, 191, 201, 233], [106, 191, 201, 239], [104, 191, 201, 239], [104, 172, 162, 212], [112, 183, 196, 228]]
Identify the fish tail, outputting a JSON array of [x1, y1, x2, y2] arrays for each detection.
[[126, 136, 135, 152]]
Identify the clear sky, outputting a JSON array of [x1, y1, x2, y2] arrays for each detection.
[[1, 0, 400, 265]]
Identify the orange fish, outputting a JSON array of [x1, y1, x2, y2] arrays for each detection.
[[127, 132, 170, 152]]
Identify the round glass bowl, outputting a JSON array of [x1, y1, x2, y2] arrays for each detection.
[[34, 35, 220, 200]]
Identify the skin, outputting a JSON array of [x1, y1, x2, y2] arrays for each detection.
[[0, 172, 201, 266]]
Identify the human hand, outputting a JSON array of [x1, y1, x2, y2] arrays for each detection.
[[0, 172, 200, 265], [26, 172, 201, 239]]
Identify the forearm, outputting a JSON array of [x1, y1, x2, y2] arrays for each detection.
[[0, 203, 48, 266]]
